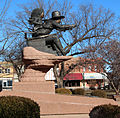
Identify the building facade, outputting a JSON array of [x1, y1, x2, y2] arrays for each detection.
[[63, 57, 108, 89], [0, 62, 13, 90]]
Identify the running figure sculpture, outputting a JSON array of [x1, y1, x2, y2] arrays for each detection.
[[27, 8, 76, 55]]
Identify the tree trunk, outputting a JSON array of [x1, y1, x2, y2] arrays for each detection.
[[110, 81, 119, 95], [55, 76, 63, 88], [53, 64, 61, 88], [59, 62, 64, 88], [53, 62, 65, 88]]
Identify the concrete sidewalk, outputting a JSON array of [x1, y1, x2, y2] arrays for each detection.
[[0, 91, 118, 116], [41, 114, 89, 118]]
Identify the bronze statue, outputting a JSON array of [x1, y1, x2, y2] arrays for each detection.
[[27, 8, 76, 55], [28, 8, 44, 37]]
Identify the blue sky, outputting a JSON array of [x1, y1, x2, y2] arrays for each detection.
[[0, 0, 119, 59], [0, 0, 120, 17]]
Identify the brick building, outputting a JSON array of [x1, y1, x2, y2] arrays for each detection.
[[63, 57, 108, 89]]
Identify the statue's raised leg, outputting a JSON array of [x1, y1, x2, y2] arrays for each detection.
[[45, 35, 65, 56]]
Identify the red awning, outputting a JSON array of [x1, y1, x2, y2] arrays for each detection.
[[64, 73, 83, 80]]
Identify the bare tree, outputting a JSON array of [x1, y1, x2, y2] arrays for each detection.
[[97, 39, 120, 95], [0, 0, 12, 56], [0, 0, 12, 23], [54, 4, 117, 88], [3, 39, 26, 81], [3, 0, 117, 87]]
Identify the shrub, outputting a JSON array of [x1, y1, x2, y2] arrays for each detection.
[[0, 96, 40, 118], [72, 88, 85, 95], [91, 90, 107, 98], [55, 88, 72, 95], [89, 104, 120, 118], [89, 86, 96, 90]]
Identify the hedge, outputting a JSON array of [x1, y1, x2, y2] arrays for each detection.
[[0, 96, 40, 118], [89, 104, 120, 118], [91, 90, 107, 98], [55, 88, 72, 95], [72, 88, 85, 95]]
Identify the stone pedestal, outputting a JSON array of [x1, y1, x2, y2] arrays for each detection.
[[21, 69, 46, 82], [13, 81, 55, 94], [14, 47, 71, 93]]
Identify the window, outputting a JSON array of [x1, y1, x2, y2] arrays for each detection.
[[5, 68, 10, 73], [8, 80, 12, 86], [88, 66, 92, 72], [0, 69, 4, 74], [64, 80, 80, 87]]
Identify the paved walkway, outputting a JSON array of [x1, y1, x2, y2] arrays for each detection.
[[41, 114, 89, 118], [41, 101, 120, 118], [0, 91, 118, 115]]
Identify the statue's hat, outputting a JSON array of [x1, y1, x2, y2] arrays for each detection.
[[51, 11, 65, 20]]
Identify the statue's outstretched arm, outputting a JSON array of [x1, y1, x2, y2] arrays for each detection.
[[52, 21, 76, 31]]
